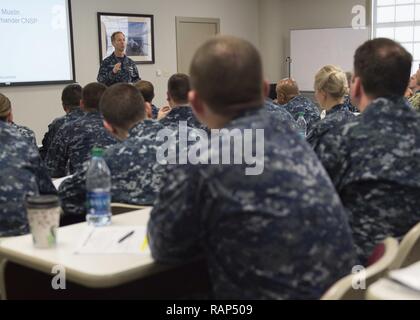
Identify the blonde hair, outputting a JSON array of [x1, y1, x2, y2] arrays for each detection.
[[0, 93, 11, 118], [314, 65, 348, 99]]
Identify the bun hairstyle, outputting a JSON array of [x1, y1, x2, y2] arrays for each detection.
[[314, 65, 348, 99]]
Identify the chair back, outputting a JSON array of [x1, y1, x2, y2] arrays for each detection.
[[390, 223, 420, 270]]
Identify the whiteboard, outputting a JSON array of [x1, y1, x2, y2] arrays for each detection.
[[290, 28, 370, 91]]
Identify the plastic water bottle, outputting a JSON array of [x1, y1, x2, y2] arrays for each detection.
[[296, 112, 307, 138], [86, 147, 112, 226]]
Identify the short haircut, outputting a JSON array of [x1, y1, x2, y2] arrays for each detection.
[[314, 65, 348, 99], [354, 38, 412, 98], [82, 82, 107, 111], [100, 83, 145, 130], [167, 73, 190, 104], [190, 35, 263, 114], [134, 80, 155, 103], [111, 31, 125, 42], [61, 83, 82, 108]]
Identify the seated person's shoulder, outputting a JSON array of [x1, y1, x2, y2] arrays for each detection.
[[51, 118, 84, 144], [51, 113, 67, 125], [328, 116, 360, 143], [308, 114, 352, 144], [1, 122, 25, 140], [1, 130, 38, 159], [55, 119, 74, 135]]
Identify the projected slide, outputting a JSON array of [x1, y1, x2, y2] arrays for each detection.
[[0, 0, 74, 86]]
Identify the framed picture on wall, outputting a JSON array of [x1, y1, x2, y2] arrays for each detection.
[[97, 12, 155, 64]]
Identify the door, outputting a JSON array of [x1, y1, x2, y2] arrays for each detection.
[[176, 17, 220, 74]]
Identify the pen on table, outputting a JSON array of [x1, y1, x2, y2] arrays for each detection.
[[82, 228, 95, 247], [118, 230, 135, 243]]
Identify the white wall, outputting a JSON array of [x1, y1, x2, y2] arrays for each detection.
[[259, 0, 370, 83], [3, 0, 374, 142], [2, 0, 259, 143]]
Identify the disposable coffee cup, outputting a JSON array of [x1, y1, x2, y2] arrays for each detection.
[[26, 195, 61, 248]]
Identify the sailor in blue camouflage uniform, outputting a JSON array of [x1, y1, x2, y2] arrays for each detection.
[[0, 121, 56, 237], [315, 38, 420, 264], [44, 83, 117, 178], [158, 73, 206, 130], [40, 84, 84, 159], [0, 93, 37, 146], [307, 65, 356, 148], [97, 31, 140, 86], [59, 84, 167, 216], [276, 78, 321, 131], [148, 36, 357, 300]]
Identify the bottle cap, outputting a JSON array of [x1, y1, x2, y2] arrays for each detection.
[[91, 147, 104, 157]]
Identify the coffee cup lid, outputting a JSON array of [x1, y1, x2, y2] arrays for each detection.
[[26, 195, 60, 209]]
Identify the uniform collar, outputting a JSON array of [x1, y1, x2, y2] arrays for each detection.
[[165, 106, 192, 119], [84, 111, 102, 119], [129, 119, 161, 137], [326, 104, 346, 115], [68, 107, 84, 115], [227, 105, 264, 127], [112, 52, 127, 60], [365, 96, 410, 115], [289, 95, 304, 103]]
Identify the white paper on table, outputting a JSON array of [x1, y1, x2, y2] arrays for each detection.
[[74, 226, 150, 255], [389, 261, 420, 291], [53, 175, 73, 189]]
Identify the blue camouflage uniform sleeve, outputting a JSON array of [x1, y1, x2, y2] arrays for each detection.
[[131, 61, 140, 82], [44, 128, 69, 178], [40, 119, 62, 159], [28, 144, 57, 194], [97, 58, 117, 86], [148, 164, 203, 264], [58, 167, 87, 216]]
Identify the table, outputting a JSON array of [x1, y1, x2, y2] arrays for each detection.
[[0, 208, 210, 299]]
